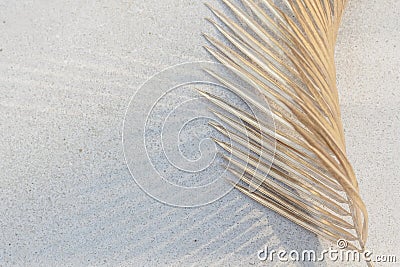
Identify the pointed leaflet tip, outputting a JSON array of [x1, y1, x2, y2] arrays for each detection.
[[203, 2, 211, 9], [195, 88, 211, 98], [208, 120, 224, 131]]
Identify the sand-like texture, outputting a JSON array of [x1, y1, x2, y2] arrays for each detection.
[[0, 0, 399, 266]]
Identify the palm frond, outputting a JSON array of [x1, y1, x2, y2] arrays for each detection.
[[202, 0, 369, 253]]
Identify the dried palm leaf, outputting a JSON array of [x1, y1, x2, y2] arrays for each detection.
[[201, 0, 370, 258]]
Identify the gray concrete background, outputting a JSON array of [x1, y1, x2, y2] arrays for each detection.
[[0, 0, 399, 266]]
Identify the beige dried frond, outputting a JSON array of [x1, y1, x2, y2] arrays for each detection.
[[202, 0, 369, 253]]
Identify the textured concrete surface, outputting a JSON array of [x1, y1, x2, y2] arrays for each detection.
[[0, 0, 399, 266]]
